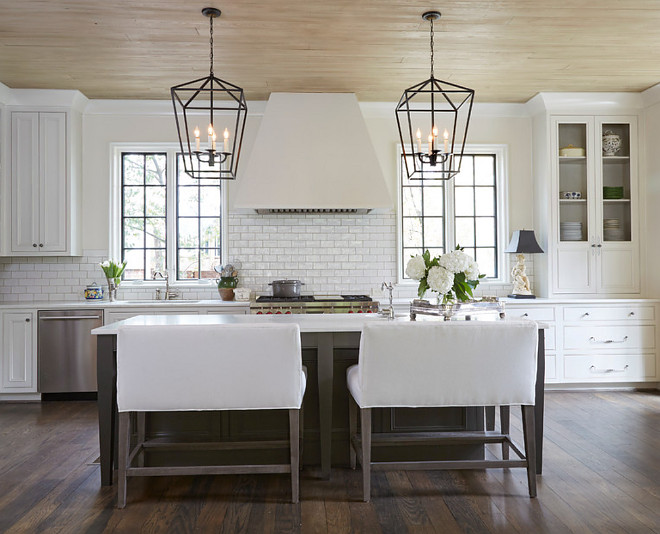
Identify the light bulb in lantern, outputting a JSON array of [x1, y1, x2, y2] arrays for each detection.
[[443, 129, 449, 153], [211, 131, 217, 151], [416, 129, 422, 153], [207, 124, 214, 150], [193, 126, 200, 152], [223, 128, 229, 153], [432, 126, 438, 138], [428, 134, 434, 155]]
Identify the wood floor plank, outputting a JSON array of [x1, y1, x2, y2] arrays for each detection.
[[0, 392, 659, 533]]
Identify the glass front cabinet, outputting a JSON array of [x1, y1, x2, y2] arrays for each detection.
[[551, 116, 639, 294]]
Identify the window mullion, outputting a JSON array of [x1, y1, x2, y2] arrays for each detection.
[[166, 150, 177, 280], [446, 179, 455, 251]]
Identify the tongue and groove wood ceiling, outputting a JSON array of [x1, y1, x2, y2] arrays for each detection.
[[2, 0, 660, 103]]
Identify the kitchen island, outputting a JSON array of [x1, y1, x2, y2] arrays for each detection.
[[92, 314, 546, 486]]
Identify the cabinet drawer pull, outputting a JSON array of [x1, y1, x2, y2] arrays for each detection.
[[589, 335, 628, 344], [589, 365, 629, 373], [628, 311, 635, 317], [521, 312, 529, 317], [582, 312, 590, 318]]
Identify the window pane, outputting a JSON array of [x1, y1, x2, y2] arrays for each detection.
[[476, 217, 496, 247], [474, 156, 495, 185], [475, 187, 495, 216], [427, 247, 444, 259], [423, 187, 444, 216], [455, 187, 475, 216], [424, 217, 444, 247], [178, 187, 199, 217], [200, 249, 221, 279], [123, 155, 144, 185], [476, 248, 496, 278], [403, 217, 423, 248], [200, 218, 221, 249], [178, 218, 199, 248], [146, 155, 167, 185], [123, 218, 144, 249], [145, 218, 166, 248], [402, 187, 422, 217], [145, 187, 166, 216], [146, 249, 166, 279], [123, 187, 144, 216], [455, 156, 473, 186], [403, 248, 424, 263], [455, 217, 475, 247], [200, 186, 221, 217], [123, 249, 144, 280], [178, 249, 199, 279]]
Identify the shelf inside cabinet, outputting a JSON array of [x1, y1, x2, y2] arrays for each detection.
[[602, 199, 630, 203], [559, 199, 587, 203], [602, 156, 630, 161], [559, 156, 586, 162]]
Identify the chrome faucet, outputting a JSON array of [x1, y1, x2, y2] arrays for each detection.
[[153, 270, 180, 300], [381, 281, 395, 320]]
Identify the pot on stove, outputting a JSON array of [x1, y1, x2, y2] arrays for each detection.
[[269, 279, 304, 298]]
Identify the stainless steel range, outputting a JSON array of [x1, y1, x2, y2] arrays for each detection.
[[251, 295, 379, 315]]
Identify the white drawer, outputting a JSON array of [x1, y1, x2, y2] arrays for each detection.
[[563, 306, 654, 322], [564, 354, 656, 381], [506, 306, 555, 322], [545, 354, 556, 380], [563, 325, 655, 351]]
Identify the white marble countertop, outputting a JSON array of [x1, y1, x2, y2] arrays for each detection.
[[92, 313, 543, 336], [383, 296, 660, 306], [0, 299, 250, 310]]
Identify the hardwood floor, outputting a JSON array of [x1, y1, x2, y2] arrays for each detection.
[[0, 391, 658, 533]]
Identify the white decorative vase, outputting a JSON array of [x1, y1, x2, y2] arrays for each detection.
[[602, 130, 622, 156]]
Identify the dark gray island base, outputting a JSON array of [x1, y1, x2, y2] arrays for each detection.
[[96, 327, 545, 486]]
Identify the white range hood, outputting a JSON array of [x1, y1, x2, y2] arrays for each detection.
[[233, 93, 392, 213]]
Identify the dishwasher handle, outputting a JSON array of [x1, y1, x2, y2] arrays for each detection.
[[40, 315, 103, 321]]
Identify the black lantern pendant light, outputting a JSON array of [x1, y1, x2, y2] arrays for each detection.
[[171, 8, 247, 179], [396, 11, 474, 180]]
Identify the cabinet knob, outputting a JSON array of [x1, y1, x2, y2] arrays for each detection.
[[33, 243, 37, 248], [39, 244, 43, 248], [25, 318, 30, 322]]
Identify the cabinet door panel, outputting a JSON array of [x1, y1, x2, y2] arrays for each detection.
[[39, 113, 67, 252], [1, 313, 35, 391], [599, 246, 639, 293], [555, 247, 595, 293], [11, 112, 39, 252]]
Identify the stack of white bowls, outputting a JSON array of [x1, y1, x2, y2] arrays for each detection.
[[560, 222, 583, 241], [603, 219, 625, 241]]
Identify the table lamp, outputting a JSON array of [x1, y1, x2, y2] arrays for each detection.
[[505, 230, 544, 299]]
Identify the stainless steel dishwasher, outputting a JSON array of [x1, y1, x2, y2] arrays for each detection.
[[38, 309, 104, 393]]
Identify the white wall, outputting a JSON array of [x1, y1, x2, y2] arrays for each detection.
[[643, 101, 660, 297]]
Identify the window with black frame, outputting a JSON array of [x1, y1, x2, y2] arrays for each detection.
[[121, 153, 167, 280], [400, 152, 499, 279], [119, 151, 223, 281]]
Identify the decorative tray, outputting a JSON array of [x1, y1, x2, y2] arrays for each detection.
[[410, 297, 505, 321]]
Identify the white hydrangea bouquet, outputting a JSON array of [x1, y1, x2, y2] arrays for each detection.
[[406, 247, 485, 304]]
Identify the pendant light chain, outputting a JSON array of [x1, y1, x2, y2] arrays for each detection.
[[429, 16, 434, 79], [209, 14, 214, 77]]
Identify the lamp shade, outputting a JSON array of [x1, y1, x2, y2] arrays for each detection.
[[505, 230, 544, 254]]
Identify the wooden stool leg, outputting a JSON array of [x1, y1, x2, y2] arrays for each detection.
[[349, 395, 357, 469], [117, 412, 130, 508], [360, 408, 372, 502], [289, 409, 300, 504], [137, 412, 145, 467], [299, 403, 304, 471], [485, 406, 496, 431], [500, 406, 510, 460], [521, 405, 537, 498]]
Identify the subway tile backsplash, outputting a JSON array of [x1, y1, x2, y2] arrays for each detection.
[[0, 212, 528, 303]]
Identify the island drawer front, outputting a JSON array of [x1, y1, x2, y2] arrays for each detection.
[[563, 325, 655, 351], [564, 354, 656, 380], [506, 307, 555, 322], [563, 306, 655, 322]]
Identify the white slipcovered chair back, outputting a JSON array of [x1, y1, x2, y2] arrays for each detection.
[[350, 320, 538, 408], [117, 323, 304, 412]]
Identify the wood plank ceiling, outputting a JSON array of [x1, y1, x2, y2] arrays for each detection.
[[2, 0, 660, 103]]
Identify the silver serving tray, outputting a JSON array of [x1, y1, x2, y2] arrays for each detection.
[[410, 298, 505, 321]]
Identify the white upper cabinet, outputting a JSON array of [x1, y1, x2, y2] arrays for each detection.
[[3, 106, 81, 256], [547, 115, 639, 296]]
